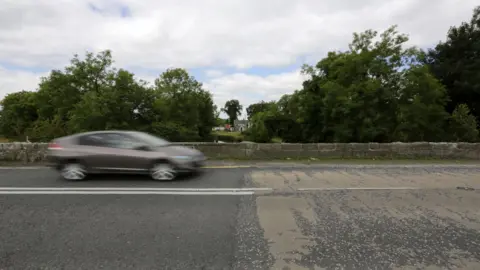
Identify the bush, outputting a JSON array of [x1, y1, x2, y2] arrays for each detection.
[[448, 104, 479, 142], [246, 113, 272, 143], [151, 122, 201, 142]]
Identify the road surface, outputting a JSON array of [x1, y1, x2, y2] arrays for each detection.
[[1, 164, 480, 269]]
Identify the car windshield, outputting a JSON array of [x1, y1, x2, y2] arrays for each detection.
[[129, 132, 170, 146]]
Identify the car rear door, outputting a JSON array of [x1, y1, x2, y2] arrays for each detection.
[[76, 133, 120, 170]]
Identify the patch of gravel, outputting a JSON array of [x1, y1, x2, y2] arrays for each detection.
[[231, 174, 274, 270]]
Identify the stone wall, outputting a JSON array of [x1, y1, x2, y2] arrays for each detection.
[[1, 142, 480, 164]]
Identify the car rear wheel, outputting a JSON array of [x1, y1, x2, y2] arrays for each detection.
[[61, 163, 87, 181], [150, 162, 177, 181]]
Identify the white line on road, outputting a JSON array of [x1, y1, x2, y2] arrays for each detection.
[[0, 187, 271, 195], [0, 186, 448, 195], [0, 190, 255, 195], [297, 187, 421, 191], [0, 187, 272, 191], [0, 167, 48, 170]]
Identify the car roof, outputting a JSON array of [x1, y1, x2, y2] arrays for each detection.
[[56, 130, 140, 142], [73, 130, 136, 137]]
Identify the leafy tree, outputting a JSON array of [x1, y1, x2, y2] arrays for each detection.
[[297, 26, 415, 142], [0, 51, 217, 142], [448, 104, 479, 142], [67, 69, 152, 133], [152, 68, 216, 141], [288, 26, 450, 143], [0, 91, 38, 140], [394, 65, 449, 141], [426, 6, 480, 126], [247, 112, 272, 143], [222, 99, 243, 125], [274, 92, 306, 142], [34, 50, 116, 139], [246, 101, 276, 119]]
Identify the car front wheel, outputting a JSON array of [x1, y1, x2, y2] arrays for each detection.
[[61, 163, 87, 181], [150, 162, 177, 181]]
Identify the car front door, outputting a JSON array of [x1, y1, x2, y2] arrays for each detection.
[[98, 133, 152, 172]]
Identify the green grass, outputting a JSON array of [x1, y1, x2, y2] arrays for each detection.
[[213, 131, 243, 138], [0, 137, 9, 143], [271, 137, 282, 143]]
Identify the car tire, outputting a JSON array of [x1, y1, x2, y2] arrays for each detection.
[[150, 161, 177, 181], [60, 162, 87, 181]]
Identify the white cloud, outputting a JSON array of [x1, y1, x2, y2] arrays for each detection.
[[0, 0, 477, 69], [204, 70, 307, 117], [0, 0, 478, 108], [0, 66, 47, 100]]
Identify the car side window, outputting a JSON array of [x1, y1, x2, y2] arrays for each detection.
[[78, 133, 144, 149], [78, 134, 110, 147], [104, 133, 143, 149]]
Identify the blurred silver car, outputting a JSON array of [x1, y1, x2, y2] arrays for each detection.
[[46, 130, 206, 181]]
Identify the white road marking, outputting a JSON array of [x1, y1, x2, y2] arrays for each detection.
[[297, 187, 422, 191], [0, 187, 272, 191], [0, 167, 48, 170], [0, 191, 255, 195], [0, 165, 255, 170], [0, 187, 272, 195]]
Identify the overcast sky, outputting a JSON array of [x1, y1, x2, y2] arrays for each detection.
[[0, 0, 477, 117]]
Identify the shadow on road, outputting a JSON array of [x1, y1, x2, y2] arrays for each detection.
[[83, 171, 204, 183]]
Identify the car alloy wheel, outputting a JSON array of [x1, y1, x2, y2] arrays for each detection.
[[150, 163, 176, 181], [61, 163, 87, 181]]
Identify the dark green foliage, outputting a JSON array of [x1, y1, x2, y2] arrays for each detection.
[[0, 51, 216, 142], [222, 99, 243, 125], [448, 104, 479, 142]]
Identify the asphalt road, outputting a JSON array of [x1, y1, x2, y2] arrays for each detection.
[[1, 164, 480, 269]]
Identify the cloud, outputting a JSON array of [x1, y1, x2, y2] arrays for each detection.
[[0, 66, 47, 100], [204, 70, 307, 117], [0, 0, 477, 70], [0, 0, 478, 109]]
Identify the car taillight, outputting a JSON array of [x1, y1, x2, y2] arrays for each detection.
[[48, 142, 63, 150]]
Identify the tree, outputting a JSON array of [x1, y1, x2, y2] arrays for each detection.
[[296, 26, 416, 142], [394, 65, 449, 141], [281, 25, 451, 143], [246, 101, 276, 119], [247, 112, 272, 143], [426, 6, 480, 127], [0, 91, 38, 140], [32, 50, 116, 140], [448, 104, 479, 142], [67, 69, 152, 133], [222, 99, 242, 125], [151, 68, 216, 141], [0, 51, 217, 142]]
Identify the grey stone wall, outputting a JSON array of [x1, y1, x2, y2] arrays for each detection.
[[1, 142, 480, 164]]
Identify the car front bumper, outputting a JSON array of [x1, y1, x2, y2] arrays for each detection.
[[174, 157, 207, 171]]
